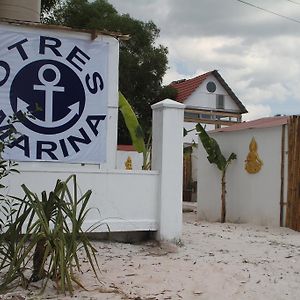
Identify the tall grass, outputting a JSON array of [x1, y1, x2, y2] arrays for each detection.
[[0, 175, 100, 295]]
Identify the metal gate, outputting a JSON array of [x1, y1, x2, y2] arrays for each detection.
[[286, 116, 300, 231]]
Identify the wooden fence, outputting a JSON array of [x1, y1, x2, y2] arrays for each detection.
[[286, 116, 300, 231], [183, 152, 192, 202]]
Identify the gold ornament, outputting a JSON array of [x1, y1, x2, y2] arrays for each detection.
[[125, 156, 133, 170], [245, 137, 263, 174]]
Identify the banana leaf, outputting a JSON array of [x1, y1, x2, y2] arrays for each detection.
[[118, 92, 146, 154], [196, 123, 227, 171]]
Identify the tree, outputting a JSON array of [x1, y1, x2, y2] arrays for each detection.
[[196, 123, 236, 223], [40, 0, 61, 22], [44, 0, 174, 144], [41, 0, 60, 13]]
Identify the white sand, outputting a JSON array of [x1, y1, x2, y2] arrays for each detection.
[[2, 211, 300, 300]]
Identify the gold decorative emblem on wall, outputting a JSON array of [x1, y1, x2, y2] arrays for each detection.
[[245, 137, 263, 174], [125, 156, 133, 170]]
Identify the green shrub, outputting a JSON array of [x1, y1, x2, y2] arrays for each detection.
[[0, 175, 100, 295]]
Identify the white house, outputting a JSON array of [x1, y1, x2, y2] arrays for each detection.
[[170, 70, 248, 143], [170, 70, 248, 201]]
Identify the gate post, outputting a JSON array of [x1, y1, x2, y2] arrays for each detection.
[[152, 99, 185, 241]]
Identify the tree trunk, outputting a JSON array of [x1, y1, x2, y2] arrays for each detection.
[[221, 170, 226, 223], [31, 237, 47, 282]]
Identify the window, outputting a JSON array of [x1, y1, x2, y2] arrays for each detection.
[[206, 81, 216, 93], [200, 114, 212, 120], [184, 112, 199, 119], [184, 112, 212, 120], [216, 94, 224, 109]]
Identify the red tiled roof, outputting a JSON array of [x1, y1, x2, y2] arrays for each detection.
[[170, 70, 248, 114], [170, 71, 212, 103], [211, 116, 289, 133], [117, 144, 136, 151]]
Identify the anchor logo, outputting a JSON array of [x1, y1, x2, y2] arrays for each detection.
[[10, 59, 85, 135]]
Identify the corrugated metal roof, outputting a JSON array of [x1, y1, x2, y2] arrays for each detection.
[[211, 116, 290, 133], [170, 70, 247, 113]]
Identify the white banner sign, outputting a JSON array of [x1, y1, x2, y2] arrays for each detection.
[[0, 26, 108, 163]]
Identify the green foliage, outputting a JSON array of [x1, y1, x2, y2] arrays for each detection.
[[0, 111, 37, 237], [0, 175, 100, 295], [195, 123, 236, 171], [119, 92, 151, 170], [41, 0, 60, 13], [0, 116, 21, 234], [0, 160, 19, 242], [196, 123, 236, 223], [157, 85, 178, 102], [43, 0, 170, 144], [119, 92, 145, 153], [41, 0, 64, 22]]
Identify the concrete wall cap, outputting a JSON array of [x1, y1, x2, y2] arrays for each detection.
[[151, 99, 185, 110]]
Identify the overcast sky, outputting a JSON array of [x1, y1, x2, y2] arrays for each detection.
[[108, 0, 300, 120]]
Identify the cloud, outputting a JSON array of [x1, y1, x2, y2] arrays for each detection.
[[108, 0, 300, 118], [154, 0, 300, 39], [243, 104, 272, 121]]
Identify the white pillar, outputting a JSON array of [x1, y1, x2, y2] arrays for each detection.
[[151, 99, 185, 241], [0, 0, 41, 22], [103, 39, 119, 170]]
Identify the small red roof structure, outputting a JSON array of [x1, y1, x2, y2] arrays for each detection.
[[170, 70, 248, 114], [117, 144, 136, 151], [211, 116, 289, 133]]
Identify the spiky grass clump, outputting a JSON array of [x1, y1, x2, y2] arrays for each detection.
[[0, 175, 100, 295]]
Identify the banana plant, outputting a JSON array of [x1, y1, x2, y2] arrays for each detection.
[[196, 123, 236, 223], [118, 92, 151, 170]]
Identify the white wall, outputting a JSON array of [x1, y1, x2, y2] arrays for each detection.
[[184, 74, 240, 112], [2, 98, 185, 241], [4, 164, 159, 232], [116, 150, 143, 170], [197, 126, 287, 227]]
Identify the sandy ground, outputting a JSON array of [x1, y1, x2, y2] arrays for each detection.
[[2, 211, 300, 300]]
